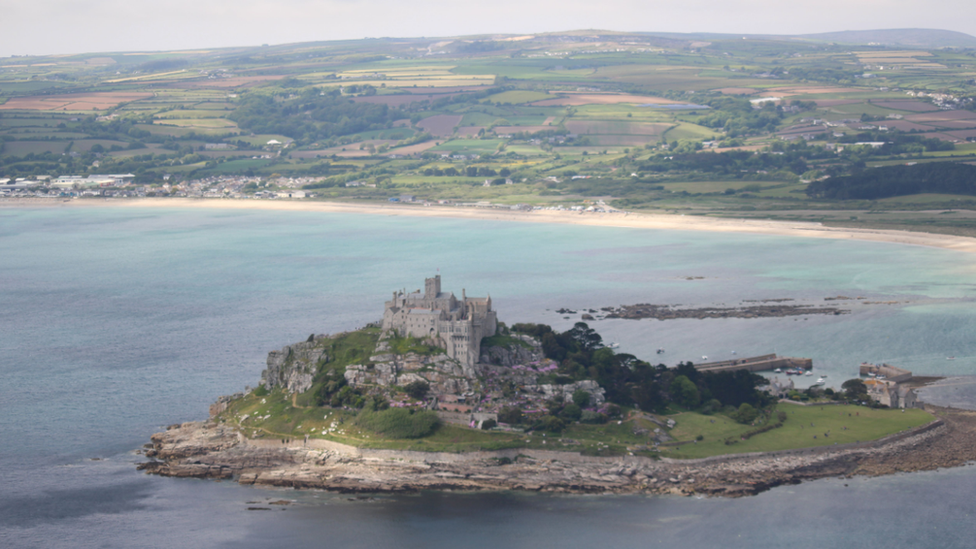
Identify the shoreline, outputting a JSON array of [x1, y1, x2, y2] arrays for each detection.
[[6, 196, 976, 255], [138, 404, 976, 498]]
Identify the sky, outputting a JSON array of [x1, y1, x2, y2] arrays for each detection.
[[2, 0, 976, 57]]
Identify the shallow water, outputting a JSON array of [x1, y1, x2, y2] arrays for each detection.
[[1, 206, 975, 548]]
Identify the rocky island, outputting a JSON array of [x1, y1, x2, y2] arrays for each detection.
[[139, 276, 976, 498]]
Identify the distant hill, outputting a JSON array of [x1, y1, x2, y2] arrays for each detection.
[[798, 29, 976, 48], [610, 28, 976, 49]]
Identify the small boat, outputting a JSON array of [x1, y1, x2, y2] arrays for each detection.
[[607, 342, 619, 349], [702, 355, 708, 360], [774, 368, 782, 373], [947, 356, 955, 360], [656, 348, 665, 354], [805, 371, 813, 376], [817, 377, 825, 383]]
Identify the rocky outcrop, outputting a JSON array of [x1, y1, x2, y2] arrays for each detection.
[[600, 302, 849, 321], [138, 407, 976, 498], [344, 352, 473, 395], [480, 336, 543, 367], [261, 338, 328, 393], [139, 421, 297, 480], [209, 393, 243, 417], [527, 380, 606, 407]]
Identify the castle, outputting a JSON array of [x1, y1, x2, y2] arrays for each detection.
[[382, 275, 497, 370]]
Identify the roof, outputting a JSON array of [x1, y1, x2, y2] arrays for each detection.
[[407, 308, 441, 316]]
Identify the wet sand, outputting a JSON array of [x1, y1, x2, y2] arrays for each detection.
[[7, 196, 976, 255]]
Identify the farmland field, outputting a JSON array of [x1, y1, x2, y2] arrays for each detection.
[[3, 29, 976, 237], [430, 139, 504, 154], [531, 93, 679, 106], [417, 114, 463, 136], [484, 90, 553, 104], [0, 92, 154, 111]]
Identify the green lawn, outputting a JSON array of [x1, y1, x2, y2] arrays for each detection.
[[431, 139, 503, 154], [218, 385, 933, 459], [664, 403, 933, 459], [662, 122, 720, 141]]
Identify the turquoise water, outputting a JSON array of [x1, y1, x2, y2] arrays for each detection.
[[1, 206, 975, 548]]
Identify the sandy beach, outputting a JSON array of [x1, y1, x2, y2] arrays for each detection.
[[7, 196, 976, 255]]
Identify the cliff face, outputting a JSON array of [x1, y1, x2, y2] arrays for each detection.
[[344, 351, 473, 395], [479, 335, 543, 367], [261, 338, 328, 394]]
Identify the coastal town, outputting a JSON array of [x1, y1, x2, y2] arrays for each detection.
[[0, 174, 625, 213]]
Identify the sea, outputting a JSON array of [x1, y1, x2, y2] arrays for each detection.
[[1, 205, 975, 548]]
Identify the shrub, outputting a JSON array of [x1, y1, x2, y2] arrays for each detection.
[[535, 415, 566, 433], [732, 403, 759, 424], [354, 408, 441, 439], [498, 407, 523, 424], [252, 385, 269, 397], [481, 418, 497, 430], [404, 380, 430, 400], [560, 403, 582, 422], [580, 410, 608, 424], [364, 395, 390, 411], [572, 389, 590, 408], [700, 398, 722, 414]]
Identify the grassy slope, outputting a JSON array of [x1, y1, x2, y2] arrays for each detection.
[[217, 383, 933, 458]]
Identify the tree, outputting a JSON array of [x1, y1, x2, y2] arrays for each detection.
[[560, 403, 582, 422], [404, 380, 430, 400], [572, 389, 590, 408], [842, 378, 869, 401], [567, 322, 602, 351], [537, 415, 566, 433], [670, 375, 700, 408], [498, 407, 523, 424], [732, 403, 759, 424]]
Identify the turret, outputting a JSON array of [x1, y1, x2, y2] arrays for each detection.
[[425, 275, 441, 299]]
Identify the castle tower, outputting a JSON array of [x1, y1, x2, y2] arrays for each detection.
[[425, 275, 441, 300], [383, 275, 496, 369]]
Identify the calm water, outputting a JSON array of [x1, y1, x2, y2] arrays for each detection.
[[1, 205, 975, 548]]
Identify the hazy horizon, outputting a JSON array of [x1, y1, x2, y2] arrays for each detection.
[[3, 0, 976, 58]]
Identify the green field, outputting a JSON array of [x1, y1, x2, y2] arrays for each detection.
[[430, 139, 504, 154], [665, 404, 933, 459], [216, 387, 933, 458], [483, 90, 554, 104]]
